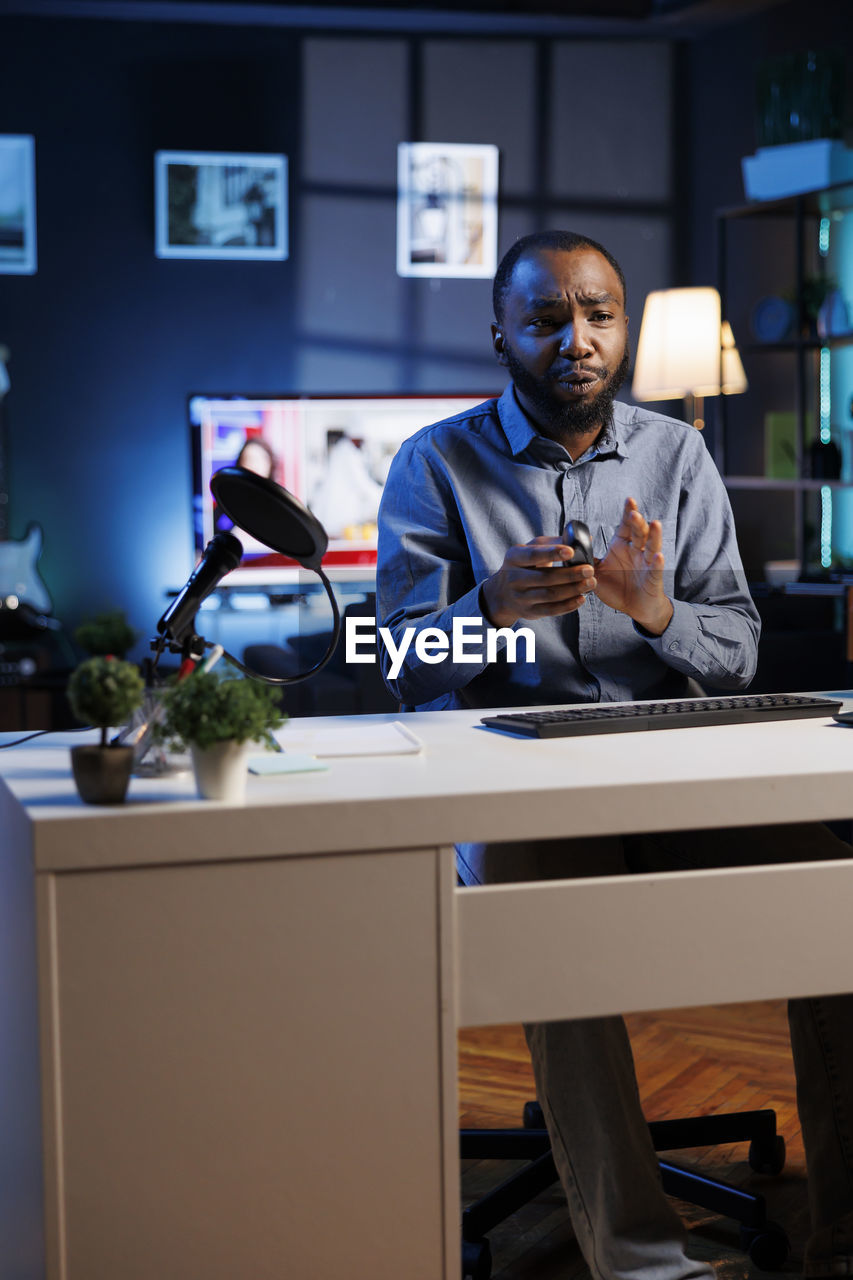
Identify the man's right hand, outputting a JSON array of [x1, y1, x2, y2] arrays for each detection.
[[480, 536, 597, 628]]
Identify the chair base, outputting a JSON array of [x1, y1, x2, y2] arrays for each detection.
[[461, 1106, 790, 1279]]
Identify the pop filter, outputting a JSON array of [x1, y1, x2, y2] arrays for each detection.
[[200, 466, 341, 688], [210, 467, 328, 572]]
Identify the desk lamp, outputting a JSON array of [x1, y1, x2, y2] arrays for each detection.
[[631, 286, 747, 430]]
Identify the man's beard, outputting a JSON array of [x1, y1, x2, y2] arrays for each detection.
[[504, 341, 630, 439]]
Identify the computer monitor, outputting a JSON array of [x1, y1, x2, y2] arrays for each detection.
[[189, 392, 496, 584]]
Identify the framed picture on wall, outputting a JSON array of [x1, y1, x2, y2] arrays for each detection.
[[155, 151, 288, 260], [396, 142, 498, 279], [0, 135, 37, 275]]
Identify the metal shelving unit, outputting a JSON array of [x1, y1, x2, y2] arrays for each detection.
[[716, 180, 853, 573]]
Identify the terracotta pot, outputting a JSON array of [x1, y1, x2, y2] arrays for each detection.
[[70, 744, 135, 805], [190, 740, 248, 803]]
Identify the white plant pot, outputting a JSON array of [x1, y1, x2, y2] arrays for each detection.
[[190, 740, 249, 803]]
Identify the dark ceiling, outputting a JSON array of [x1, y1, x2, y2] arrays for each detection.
[[69, 0, 768, 11], [1, 0, 791, 33]]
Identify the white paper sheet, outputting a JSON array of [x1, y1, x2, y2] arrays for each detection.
[[271, 720, 423, 758]]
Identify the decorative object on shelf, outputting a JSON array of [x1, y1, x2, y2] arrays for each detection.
[[764, 412, 798, 480], [753, 280, 841, 341], [742, 139, 853, 202], [816, 288, 851, 340], [751, 296, 797, 343], [67, 656, 145, 804], [74, 608, 138, 659], [796, 275, 838, 336], [631, 287, 747, 430], [158, 668, 284, 802]]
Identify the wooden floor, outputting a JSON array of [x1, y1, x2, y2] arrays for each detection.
[[459, 1000, 809, 1280]]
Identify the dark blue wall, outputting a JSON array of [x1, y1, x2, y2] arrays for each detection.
[[2, 17, 303, 644], [1, 0, 850, 654]]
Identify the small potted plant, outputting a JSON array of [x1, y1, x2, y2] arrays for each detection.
[[67, 656, 145, 804], [159, 669, 284, 802], [74, 608, 139, 659]]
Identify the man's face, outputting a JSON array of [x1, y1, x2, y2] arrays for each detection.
[[492, 247, 630, 440]]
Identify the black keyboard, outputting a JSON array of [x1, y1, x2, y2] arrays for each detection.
[[481, 693, 843, 739]]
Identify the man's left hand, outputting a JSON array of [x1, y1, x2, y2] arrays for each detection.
[[593, 497, 674, 636]]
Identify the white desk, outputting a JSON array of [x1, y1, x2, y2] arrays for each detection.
[[3, 704, 853, 1280]]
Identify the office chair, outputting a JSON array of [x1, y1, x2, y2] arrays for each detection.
[[460, 1101, 789, 1278]]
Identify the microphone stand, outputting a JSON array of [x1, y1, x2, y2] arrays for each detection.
[[150, 623, 208, 674], [128, 468, 344, 770]]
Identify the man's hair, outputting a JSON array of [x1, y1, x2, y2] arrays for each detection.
[[492, 230, 627, 323]]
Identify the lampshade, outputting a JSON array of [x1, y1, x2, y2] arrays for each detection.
[[720, 320, 748, 396], [631, 287, 747, 402]]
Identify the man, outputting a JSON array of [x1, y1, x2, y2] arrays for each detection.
[[376, 230, 853, 1280]]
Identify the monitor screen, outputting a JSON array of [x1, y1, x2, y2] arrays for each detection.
[[189, 392, 496, 584]]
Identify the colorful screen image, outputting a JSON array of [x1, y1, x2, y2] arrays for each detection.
[[190, 393, 494, 582]]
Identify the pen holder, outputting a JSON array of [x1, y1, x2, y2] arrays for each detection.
[[119, 688, 190, 777]]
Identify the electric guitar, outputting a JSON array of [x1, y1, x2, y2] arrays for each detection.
[[0, 346, 52, 613]]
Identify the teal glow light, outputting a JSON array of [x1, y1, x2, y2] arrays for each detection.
[[819, 216, 831, 257], [821, 485, 833, 569], [820, 346, 831, 443]]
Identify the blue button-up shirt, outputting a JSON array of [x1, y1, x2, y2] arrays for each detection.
[[376, 385, 760, 711]]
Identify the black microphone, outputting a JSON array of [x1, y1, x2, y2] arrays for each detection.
[[157, 532, 243, 644]]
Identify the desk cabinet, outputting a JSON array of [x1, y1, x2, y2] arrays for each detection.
[[0, 806, 458, 1280]]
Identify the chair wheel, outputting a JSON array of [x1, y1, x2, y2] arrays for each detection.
[[748, 1133, 786, 1176], [522, 1100, 544, 1129], [462, 1236, 492, 1279], [740, 1222, 790, 1270]]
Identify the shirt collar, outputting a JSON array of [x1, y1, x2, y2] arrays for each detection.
[[497, 383, 630, 462], [496, 384, 539, 455]]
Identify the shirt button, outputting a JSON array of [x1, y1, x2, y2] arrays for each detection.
[[669, 640, 680, 652]]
